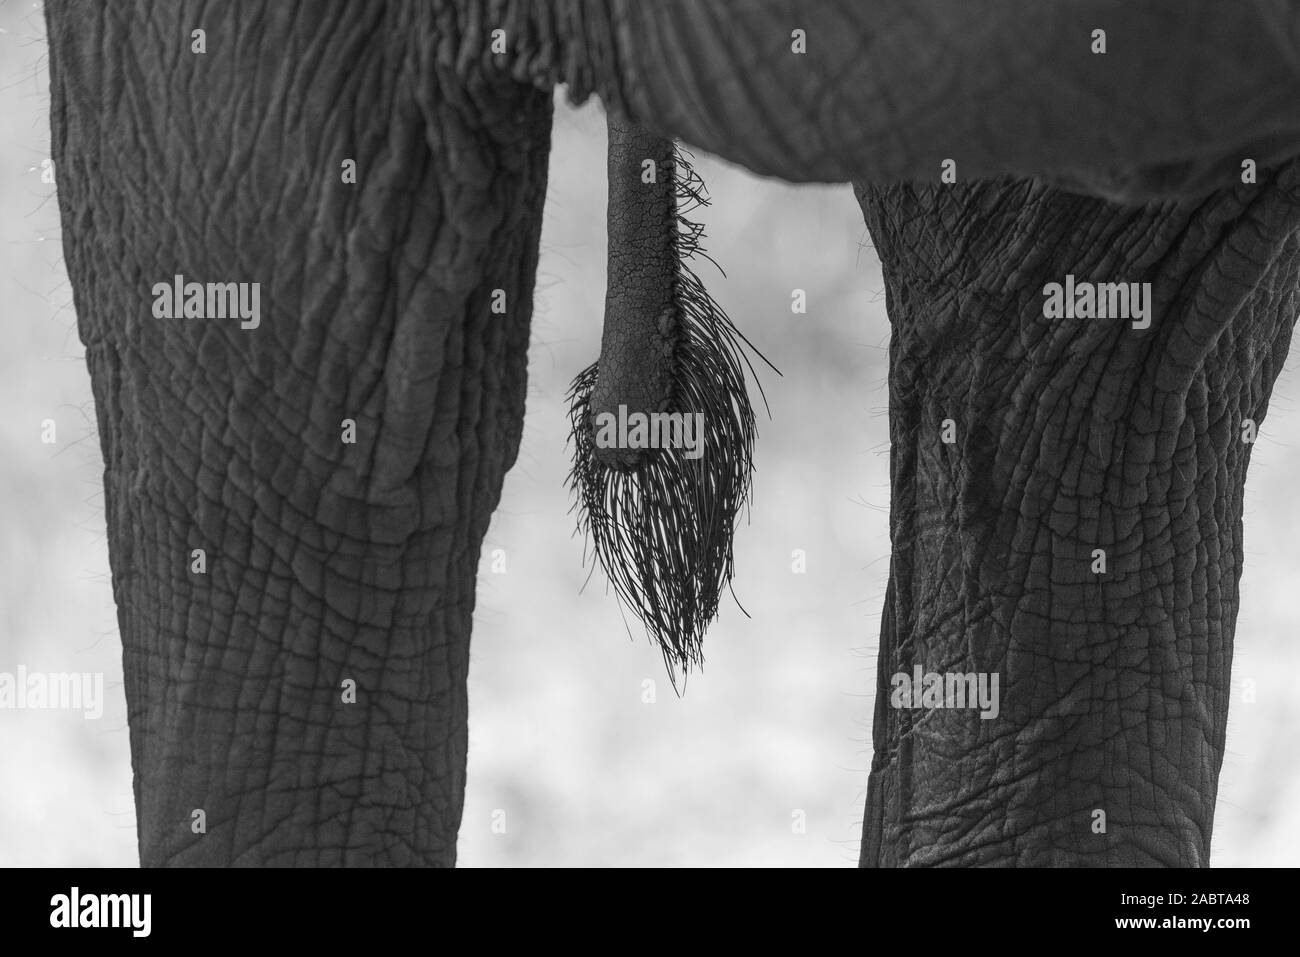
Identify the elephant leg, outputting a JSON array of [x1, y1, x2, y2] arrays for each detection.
[[857, 167, 1300, 866], [46, 1, 550, 865]]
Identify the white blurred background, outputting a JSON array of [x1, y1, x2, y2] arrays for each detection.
[[2, 0, 1296, 866]]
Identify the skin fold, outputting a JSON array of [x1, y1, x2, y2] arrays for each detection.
[[44, 0, 1300, 865]]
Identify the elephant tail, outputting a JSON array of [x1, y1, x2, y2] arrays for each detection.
[[566, 115, 777, 682]]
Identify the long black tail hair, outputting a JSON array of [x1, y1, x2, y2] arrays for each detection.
[[566, 116, 777, 681]]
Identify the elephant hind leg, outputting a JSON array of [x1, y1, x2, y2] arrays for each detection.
[[857, 166, 1300, 867], [48, 0, 555, 865]]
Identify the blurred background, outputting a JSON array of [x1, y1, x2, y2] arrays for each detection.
[[2, 0, 1297, 866]]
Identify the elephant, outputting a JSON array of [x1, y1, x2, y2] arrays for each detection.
[[44, 0, 1300, 866]]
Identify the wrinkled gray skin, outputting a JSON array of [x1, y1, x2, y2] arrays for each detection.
[[46, 0, 1300, 866]]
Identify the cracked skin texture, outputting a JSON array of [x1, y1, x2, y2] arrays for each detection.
[[48, 0, 552, 865], [855, 169, 1300, 865], [45, 0, 1300, 866]]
